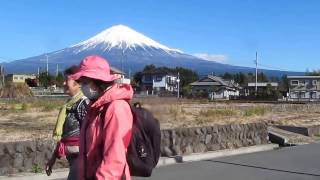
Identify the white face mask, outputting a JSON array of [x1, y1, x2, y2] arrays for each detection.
[[81, 83, 99, 100]]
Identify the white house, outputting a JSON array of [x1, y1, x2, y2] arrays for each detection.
[[141, 69, 179, 95]]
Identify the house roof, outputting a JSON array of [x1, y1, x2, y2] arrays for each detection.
[[6, 74, 37, 77], [190, 75, 240, 88], [247, 82, 278, 87], [190, 81, 222, 86], [287, 76, 320, 79]]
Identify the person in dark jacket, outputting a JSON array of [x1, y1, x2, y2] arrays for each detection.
[[45, 66, 90, 180]]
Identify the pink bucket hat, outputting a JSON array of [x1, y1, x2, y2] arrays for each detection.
[[69, 55, 119, 82]]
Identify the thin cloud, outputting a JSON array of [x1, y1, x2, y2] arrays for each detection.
[[193, 53, 228, 63]]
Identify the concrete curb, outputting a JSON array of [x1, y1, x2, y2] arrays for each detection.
[[157, 144, 279, 167], [0, 144, 279, 180], [268, 131, 288, 146]]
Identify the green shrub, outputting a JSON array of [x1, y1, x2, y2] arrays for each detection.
[[168, 105, 179, 120], [244, 106, 269, 116], [21, 103, 28, 111], [31, 164, 43, 173], [199, 109, 237, 117], [32, 98, 65, 112]]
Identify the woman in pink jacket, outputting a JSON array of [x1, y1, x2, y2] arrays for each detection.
[[70, 55, 133, 180]]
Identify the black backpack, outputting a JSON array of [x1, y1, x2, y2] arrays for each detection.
[[84, 102, 161, 179], [127, 102, 161, 177]]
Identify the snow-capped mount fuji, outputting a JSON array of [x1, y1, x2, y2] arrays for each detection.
[[2, 25, 300, 76], [71, 25, 182, 55]]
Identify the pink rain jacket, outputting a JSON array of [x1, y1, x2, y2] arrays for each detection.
[[79, 83, 133, 180]]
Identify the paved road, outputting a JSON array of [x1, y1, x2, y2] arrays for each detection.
[[135, 143, 320, 180]]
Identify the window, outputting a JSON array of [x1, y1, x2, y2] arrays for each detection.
[[20, 77, 23, 80], [299, 80, 305, 86], [155, 76, 162, 82], [290, 92, 298, 98], [144, 75, 152, 81], [14, 77, 18, 80], [313, 80, 318, 86], [291, 80, 299, 86], [300, 92, 305, 98]]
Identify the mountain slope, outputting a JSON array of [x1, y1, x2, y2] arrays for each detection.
[[2, 25, 302, 77]]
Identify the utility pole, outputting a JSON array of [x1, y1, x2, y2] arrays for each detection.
[[177, 72, 180, 98], [46, 54, 49, 76], [56, 64, 59, 77], [255, 52, 258, 94], [128, 68, 131, 79], [1, 66, 4, 87], [121, 51, 124, 73]]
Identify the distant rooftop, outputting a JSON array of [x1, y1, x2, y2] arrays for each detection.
[[190, 75, 239, 88], [287, 76, 320, 79], [247, 82, 278, 87]]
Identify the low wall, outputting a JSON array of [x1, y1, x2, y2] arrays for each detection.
[[161, 123, 268, 156], [0, 140, 68, 175], [0, 122, 268, 175], [276, 125, 320, 137]]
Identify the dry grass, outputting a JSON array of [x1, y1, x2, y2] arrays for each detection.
[[1, 96, 320, 142], [132, 97, 320, 129], [0, 98, 65, 142], [0, 83, 33, 98]]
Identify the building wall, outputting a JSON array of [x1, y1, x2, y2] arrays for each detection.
[[6, 75, 36, 83], [191, 85, 211, 93], [212, 90, 239, 100], [153, 75, 166, 89], [289, 77, 320, 100], [141, 74, 178, 94]]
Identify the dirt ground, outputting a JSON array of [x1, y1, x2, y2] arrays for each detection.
[[1, 97, 320, 142]]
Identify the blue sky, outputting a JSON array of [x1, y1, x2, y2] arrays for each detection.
[[1, 0, 320, 72]]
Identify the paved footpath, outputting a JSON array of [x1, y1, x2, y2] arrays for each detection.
[[3, 143, 320, 180], [135, 143, 320, 180]]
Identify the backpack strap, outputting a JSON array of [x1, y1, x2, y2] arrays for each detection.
[[75, 97, 89, 126]]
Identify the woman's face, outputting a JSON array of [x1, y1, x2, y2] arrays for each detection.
[[79, 77, 99, 91], [79, 77, 101, 100], [64, 77, 81, 96]]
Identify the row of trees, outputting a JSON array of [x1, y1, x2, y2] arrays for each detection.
[[36, 72, 64, 88], [305, 69, 320, 76], [221, 72, 289, 92], [132, 65, 298, 99]]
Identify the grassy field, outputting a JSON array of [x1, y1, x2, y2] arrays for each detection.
[[1, 97, 320, 142]]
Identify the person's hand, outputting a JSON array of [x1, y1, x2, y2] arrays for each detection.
[[45, 157, 56, 176]]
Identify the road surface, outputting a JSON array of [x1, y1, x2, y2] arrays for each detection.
[[135, 143, 320, 180]]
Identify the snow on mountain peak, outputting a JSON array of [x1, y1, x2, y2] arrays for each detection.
[[72, 24, 182, 53]]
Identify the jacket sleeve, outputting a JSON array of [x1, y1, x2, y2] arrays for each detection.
[[95, 100, 133, 180]]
